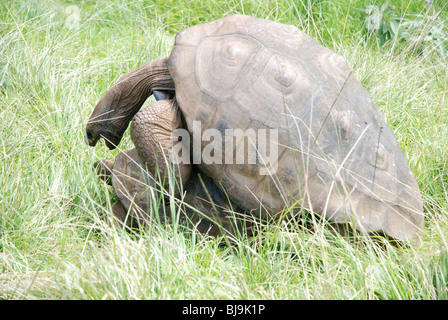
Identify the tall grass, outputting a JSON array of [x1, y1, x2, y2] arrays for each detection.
[[1, 0, 447, 299]]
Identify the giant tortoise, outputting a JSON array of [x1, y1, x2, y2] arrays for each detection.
[[85, 15, 424, 242]]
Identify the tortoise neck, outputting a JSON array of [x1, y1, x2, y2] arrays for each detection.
[[85, 57, 175, 149], [110, 57, 175, 126]]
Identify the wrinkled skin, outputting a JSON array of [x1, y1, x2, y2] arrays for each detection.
[[86, 15, 424, 242], [94, 148, 252, 237]]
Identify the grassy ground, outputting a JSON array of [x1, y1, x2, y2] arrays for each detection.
[[1, 0, 448, 299]]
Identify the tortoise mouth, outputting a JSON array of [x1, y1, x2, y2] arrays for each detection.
[[101, 129, 123, 150], [84, 125, 122, 150], [104, 137, 118, 150], [84, 127, 100, 147]]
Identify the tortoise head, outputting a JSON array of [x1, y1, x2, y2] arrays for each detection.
[[85, 90, 131, 150], [85, 58, 174, 150]]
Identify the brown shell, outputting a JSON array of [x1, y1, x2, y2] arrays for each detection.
[[168, 15, 423, 241]]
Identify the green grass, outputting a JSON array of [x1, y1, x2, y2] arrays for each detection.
[[1, 0, 448, 299]]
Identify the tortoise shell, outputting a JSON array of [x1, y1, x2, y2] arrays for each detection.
[[168, 15, 423, 240]]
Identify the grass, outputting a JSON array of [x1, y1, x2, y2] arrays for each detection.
[[1, 0, 448, 300]]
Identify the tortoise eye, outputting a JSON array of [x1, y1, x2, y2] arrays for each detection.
[[86, 130, 93, 140]]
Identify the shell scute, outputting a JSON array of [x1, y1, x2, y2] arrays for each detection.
[[195, 35, 262, 100]]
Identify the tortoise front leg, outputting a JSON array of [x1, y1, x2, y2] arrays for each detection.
[[131, 99, 192, 197]]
